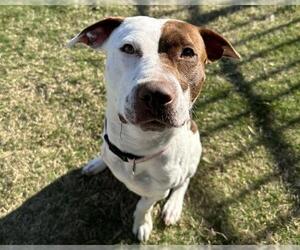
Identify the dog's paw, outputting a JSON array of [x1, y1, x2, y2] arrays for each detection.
[[82, 157, 107, 176], [133, 220, 153, 242], [162, 197, 183, 226]]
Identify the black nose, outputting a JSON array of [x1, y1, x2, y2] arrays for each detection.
[[137, 82, 174, 111]]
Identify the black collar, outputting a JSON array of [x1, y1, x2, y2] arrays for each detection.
[[103, 134, 143, 162]]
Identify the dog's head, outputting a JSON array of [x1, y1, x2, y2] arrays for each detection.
[[68, 16, 240, 131]]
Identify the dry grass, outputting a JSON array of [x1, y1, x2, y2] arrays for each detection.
[[0, 5, 299, 244]]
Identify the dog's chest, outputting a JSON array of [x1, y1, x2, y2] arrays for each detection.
[[101, 122, 201, 197], [101, 144, 182, 197]]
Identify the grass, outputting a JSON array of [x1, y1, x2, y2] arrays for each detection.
[[0, 5, 299, 244]]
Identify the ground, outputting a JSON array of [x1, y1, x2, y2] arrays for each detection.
[[0, 5, 299, 244]]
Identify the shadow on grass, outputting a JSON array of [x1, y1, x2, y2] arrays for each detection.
[[219, 56, 300, 195], [234, 17, 300, 46], [198, 59, 300, 110], [184, 5, 300, 244], [134, 5, 249, 23], [0, 168, 139, 244], [135, 5, 150, 16], [188, 5, 251, 26], [238, 37, 300, 65]]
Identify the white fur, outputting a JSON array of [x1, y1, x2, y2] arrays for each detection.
[[77, 16, 202, 242], [82, 157, 106, 175]]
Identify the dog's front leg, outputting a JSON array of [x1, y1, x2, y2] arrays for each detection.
[[162, 178, 190, 225], [82, 157, 107, 176], [133, 195, 166, 242]]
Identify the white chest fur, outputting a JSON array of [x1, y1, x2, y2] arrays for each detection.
[[101, 120, 202, 198]]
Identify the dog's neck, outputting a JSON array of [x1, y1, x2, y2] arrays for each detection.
[[104, 106, 179, 156]]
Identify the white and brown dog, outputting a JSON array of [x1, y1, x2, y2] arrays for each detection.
[[68, 16, 240, 242]]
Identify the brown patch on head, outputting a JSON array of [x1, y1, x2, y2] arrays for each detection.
[[190, 119, 198, 134], [158, 20, 240, 103], [158, 20, 207, 103]]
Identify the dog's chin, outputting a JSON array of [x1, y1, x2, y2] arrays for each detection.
[[139, 120, 169, 132], [139, 119, 186, 132], [122, 112, 187, 131]]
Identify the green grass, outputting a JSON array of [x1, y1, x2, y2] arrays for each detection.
[[0, 5, 299, 244]]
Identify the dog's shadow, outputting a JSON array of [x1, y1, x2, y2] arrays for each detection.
[[0, 168, 139, 244]]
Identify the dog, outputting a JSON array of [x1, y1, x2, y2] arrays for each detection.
[[68, 16, 240, 242]]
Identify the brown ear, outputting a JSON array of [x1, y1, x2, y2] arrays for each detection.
[[67, 17, 124, 49], [199, 28, 241, 62]]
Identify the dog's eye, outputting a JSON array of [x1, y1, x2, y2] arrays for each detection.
[[120, 44, 135, 54], [181, 47, 196, 58]]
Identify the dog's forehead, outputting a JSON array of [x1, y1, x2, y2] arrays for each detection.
[[111, 16, 167, 47], [112, 17, 201, 51], [123, 16, 167, 31]]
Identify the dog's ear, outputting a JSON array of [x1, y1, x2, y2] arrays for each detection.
[[199, 28, 241, 62], [67, 17, 124, 49]]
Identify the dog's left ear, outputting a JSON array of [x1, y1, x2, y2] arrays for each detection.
[[199, 28, 241, 62], [67, 17, 124, 49]]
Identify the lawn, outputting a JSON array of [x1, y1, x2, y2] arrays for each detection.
[[0, 5, 299, 244]]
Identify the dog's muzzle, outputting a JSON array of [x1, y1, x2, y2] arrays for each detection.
[[128, 81, 181, 131]]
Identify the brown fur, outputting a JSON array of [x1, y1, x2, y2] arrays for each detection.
[[159, 20, 207, 102], [199, 28, 240, 61], [190, 120, 198, 133]]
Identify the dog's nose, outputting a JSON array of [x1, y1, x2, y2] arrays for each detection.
[[137, 82, 175, 111]]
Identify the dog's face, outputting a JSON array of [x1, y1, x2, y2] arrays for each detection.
[[68, 16, 240, 131]]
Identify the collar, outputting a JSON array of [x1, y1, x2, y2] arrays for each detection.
[[103, 119, 168, 165], [103, 134, 143, 162]]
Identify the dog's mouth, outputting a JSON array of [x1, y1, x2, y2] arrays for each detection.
[[141, 119, 186, 131], [139, 119, 170, 131], [120, 113, 185, 131]]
